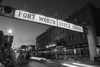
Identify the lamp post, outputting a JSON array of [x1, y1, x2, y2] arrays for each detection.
[[3, 29, 15, 66], [4, 29, 14, 43]]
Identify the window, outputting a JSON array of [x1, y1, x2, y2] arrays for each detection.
[[68, 34, 75, 41], [82, 33, 86, 38], [68, 34, 71, 41], [80, 33, 86, 38], [71, 34, 75, 41]]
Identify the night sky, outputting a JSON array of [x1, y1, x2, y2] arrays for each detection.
[[0, 0, 100, 49]]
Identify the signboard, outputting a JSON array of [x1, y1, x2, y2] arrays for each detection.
[[58, 20, 72, 30], [71, 24, 83, 32], [14, 10, 83, 32], [14, 10, 58, 26], [58, 20, 83, 32]]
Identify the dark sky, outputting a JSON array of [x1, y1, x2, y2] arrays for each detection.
[[0, 0, 100, 49]]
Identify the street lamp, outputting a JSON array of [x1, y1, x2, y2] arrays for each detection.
[[8, 29, 13, 35], [4, 29, 14, 44]]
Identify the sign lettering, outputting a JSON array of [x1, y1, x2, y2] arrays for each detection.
[[38, 16, 57, 26], [14, 10, 83, 32], [58, 20, 72, 29]]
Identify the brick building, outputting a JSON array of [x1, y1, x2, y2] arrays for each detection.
[[36, 2, 100, 58], [36, 26, 87, 49]]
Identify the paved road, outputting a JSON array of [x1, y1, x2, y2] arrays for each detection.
[[15, 60, 100, 67], [15, 57, 100, 67], [15, 59, 62, 67]]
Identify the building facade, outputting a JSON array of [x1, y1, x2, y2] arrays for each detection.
[[36, 2, 100, 58], [36, 25, 88, 58], [66, 2, 100, 57], [36, 26, 87, 48]]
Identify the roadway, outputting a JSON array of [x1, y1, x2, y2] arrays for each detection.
[[15, 59, 62, 67], [15, 57, 100, 67]]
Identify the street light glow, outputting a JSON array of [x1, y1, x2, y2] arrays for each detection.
[[8, 29, 13, 34]]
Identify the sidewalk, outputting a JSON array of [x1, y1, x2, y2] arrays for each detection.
[[49, 58, 100, 66], [75, 58, 100, 65]]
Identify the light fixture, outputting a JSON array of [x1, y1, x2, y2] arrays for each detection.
[[8, 29, 13, 35]]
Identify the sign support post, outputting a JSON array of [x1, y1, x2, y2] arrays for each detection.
[[86, 25, 98, 61]]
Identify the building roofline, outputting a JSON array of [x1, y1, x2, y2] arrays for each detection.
[[36, 26, 56, 39], [68, 2, 95, 20]]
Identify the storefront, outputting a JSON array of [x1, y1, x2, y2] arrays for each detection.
[[75, 43, 89, 58]]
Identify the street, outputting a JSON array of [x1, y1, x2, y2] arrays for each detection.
[[15, 57, 100, 67], [0, 0, 100, 67], [15, 59, 62, 67]]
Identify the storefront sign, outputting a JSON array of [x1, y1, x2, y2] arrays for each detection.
[[14, 10, 83, 32]]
